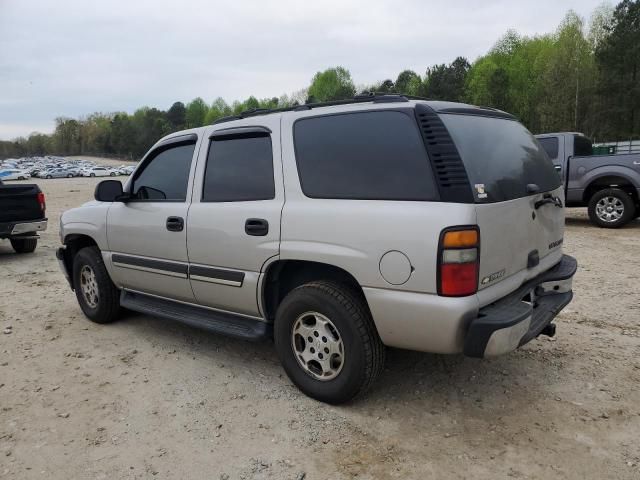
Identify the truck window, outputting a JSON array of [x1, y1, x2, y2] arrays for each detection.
[[132, 142, 195, 201], [294, 111, 438, 200], [202, 134, 275, 202], [440, 114, 561, 203], [537, 137, 558, 160], [573, 135, 593, 156]]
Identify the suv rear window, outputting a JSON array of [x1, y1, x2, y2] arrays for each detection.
[[440, 114, 561, 203], [294, 111, 438, 200]]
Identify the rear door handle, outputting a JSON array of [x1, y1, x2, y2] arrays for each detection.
[[245, 218, 268, 236], [166, 216, 184, 232]]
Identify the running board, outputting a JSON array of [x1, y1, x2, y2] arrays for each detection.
[[120, 290, 271, 341]]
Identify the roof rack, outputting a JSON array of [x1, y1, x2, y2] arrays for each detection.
[[212, 92, 413, 125]]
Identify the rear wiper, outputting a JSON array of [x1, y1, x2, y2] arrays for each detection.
[[534, 194, 563, 209]]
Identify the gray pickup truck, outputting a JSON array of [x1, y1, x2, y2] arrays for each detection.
[[536, 132, 640, 228]]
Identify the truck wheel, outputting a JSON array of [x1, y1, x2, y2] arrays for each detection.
[[588, 188, 635, 228], [10, 237, 37, 253], [72, 246, 120, 324], [274, 281, 384, 404]]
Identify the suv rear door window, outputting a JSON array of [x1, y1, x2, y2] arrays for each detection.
[[294, 111, 438, 200], [440, 114, 561, 203], [202, 134, 275, 202]]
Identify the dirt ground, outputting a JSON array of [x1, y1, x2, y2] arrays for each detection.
[[1, 172, 639, 480]]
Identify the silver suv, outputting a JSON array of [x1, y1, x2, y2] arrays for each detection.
[[57, 95, 577, 404]]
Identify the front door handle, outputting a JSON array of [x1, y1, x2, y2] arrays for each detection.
[[166, 216, 184, 232], [245, 218, 268, 236]]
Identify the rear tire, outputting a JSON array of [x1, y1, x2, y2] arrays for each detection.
[[587, 188, 635, 228], [274, 281, 384, 404], [72, 246, 120, 324], [46, 175, 52, 179], [10, 237, 37, 253]]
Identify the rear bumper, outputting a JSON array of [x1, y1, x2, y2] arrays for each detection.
[[464, 254, 577, 358], [0, 219, 47, 238]]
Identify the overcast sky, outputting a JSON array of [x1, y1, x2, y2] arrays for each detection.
[[0, 0, 605, 139]]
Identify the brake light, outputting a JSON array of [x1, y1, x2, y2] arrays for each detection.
[[37, 192, 46, 214], [438, 227, 480, 297]]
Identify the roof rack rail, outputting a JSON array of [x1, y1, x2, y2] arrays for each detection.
[[212, 93, 413, 125]]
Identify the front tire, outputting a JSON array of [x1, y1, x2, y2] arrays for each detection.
[[90, 173, 95, 177], [72, 246, 120, 323], [274, 281, 384, 404], [588, 188, 635, 228], [10, 237, 37, 253], [46, 175, 52, 179]]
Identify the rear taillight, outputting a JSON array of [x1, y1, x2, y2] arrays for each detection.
[[37, 192, 46, 214], [438, 226, 479, 297]]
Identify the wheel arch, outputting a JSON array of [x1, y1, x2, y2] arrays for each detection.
[[582, 173, 640, 204], [61, 233, 100, 284], [261, 259, 368, 322]]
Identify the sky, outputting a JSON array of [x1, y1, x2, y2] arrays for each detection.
[[0, 0, 606, 140]]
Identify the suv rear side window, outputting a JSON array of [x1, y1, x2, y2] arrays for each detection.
[[440, 114, 561, 203], [294, 111, 438, 200], [132, 142, 196, 201], [202, 134, 275, 202], [537, 137, 558, 160]]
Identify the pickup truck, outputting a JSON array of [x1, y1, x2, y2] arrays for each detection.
[[0, 178, 47, 253], [535, 132, 640, 228]]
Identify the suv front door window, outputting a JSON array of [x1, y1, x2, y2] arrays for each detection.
[[106, 137, 198, 302]]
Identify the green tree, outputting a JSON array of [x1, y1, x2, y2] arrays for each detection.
[[596, 0, 640, 137], [307, 67, 356, 102], [167, 102, 186, 130], [204, 97, 232, 124], [394, 70, 422, 95], [185, 97, 208, 128], [424, 57, 470, 102]]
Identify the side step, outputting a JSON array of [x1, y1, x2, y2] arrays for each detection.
[[120, 290, 272, 341]]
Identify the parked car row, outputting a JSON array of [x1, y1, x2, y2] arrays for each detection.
[[0, 156, 136, 181]]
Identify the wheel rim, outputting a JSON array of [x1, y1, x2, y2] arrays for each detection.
[[596, 196, 625, 223], [291, 311, 344, 381], [80, 265, 99, 308]]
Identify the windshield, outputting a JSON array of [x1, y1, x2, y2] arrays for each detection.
[[440, 114, 561, 203]]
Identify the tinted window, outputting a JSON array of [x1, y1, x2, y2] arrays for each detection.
[[440, 114, 561, 203], [132, 142, 195, 201], [294, 111, 437, 200], [574, 135, 593, 156], [202, 134, 275, 202], [537, 137, 558, 159]]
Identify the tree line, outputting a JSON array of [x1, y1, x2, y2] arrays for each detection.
[[1, 0, 638, 160]]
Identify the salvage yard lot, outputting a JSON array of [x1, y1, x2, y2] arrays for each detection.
[[1, 176, 639, 480]]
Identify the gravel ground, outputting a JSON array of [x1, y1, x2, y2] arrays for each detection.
[[1, 174, 639, 480]]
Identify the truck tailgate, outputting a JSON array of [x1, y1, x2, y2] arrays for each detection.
[[0, 184, 44, 222]]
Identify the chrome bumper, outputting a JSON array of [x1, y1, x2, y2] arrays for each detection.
[[11, 220, 48, 235], [464, 255, 577, 358]]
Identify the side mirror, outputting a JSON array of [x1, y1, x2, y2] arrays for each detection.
[[94, 180, 124, 202]]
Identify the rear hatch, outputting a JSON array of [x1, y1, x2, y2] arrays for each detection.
[[440, 113, 565, 298], [0, 184, 44, 222]]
